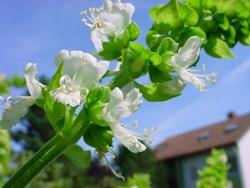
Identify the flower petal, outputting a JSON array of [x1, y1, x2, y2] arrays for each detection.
[[107, 88, 142, 120], [24, 63, 44, 98], [110, 122, 146, 153], [82, 0, 135, 51], [50, 75, 83, 107], [0, 97, 34, 129], [55, 50, 109, 89], [106, 87, 124, 112], [50, 88, 82, 107], [172, 36, 202, 68], [91, 29, 107, 52]]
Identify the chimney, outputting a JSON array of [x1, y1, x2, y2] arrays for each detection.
[[228, 112, 237, 119]]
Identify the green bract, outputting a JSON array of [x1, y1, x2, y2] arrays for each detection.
[[64, 145, 91, 169], [83, 125, 113, 153], [204, 38, 234, 58], [134, 78, 184, 102], [99, 22, 140, 60]]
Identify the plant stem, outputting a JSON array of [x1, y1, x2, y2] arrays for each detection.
[[3, 111, 89, 188], [3, 134, 70, 188]]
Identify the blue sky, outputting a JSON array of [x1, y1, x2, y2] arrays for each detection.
[[0, 0, 250, 147]]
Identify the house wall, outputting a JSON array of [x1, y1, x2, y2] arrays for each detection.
[[238, 129, 250, 188], [179, 146, 241, 188], [181, 153, 207, 188]]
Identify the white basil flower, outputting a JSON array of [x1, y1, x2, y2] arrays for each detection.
[[51, 50, 109, 107], [102, 87, 155, 153], [170, 36, 216, 92], [0, 63, 44, 129], [81, 0, 135, 51]]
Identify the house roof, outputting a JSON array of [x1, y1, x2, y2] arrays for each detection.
[[155, 113, 250, 160]]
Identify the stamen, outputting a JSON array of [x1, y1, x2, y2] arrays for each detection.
[[103, 156, 125, 180], [6, 96, 12, 107], [107, 149, 116, 159], [60, 75, 72, 88], [122, 120, 139, 129], [133, 120, 138, 128], [143, 126, 158, 145], [0, 96, 5, 107], [201, 64, 206, 71]]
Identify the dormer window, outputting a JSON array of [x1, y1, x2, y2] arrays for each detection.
[[224, 124, 238, 133], [198, 132, 210, 141]]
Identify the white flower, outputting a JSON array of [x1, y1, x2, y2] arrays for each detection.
[[81, 0, 135, 51], [0, 63, 43, 129], [0, 97, 35, 129], [102, 87, 155, 153], [170, 36, 216, 92], [50, 50, 109, 107], [25, 63, 44, 98]]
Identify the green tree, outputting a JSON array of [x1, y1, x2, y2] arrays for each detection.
[[197, 149, 232, 188], [114, 145, 168, 188]]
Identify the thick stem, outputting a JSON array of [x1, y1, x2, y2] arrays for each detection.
[[3, 111, 89, 188], [3, 134, 71, 188]]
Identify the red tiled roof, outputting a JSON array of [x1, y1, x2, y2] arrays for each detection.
[[155, 113, 250, 160]]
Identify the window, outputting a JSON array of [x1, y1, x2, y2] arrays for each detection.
[[190, 166, 198, 180], [198, 132, 210, 141]]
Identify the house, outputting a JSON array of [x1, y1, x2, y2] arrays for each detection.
[[155, 112, 250, 188]]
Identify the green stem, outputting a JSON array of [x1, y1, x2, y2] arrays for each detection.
[[3, 134, 70, 188], [3, 112, 89, 188]]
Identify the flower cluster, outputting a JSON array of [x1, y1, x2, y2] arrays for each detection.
[[81, 0, 134, 51], [0, 1, 220, 182]]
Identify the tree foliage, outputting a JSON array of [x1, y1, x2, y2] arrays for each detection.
[[197, 149, 232, 188]]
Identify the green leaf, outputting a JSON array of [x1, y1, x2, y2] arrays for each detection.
[[64, 145, 91, 169], [127, 22, 140, 41], [179, 26, 206, 45], [43, 64, 66, 131], [225, 26, 236, 47], [150, 0, 181, 28], [204, 38, 234, 58], [86, 86, 110, 108], [200, 0, 217, 9], [83, 125, 113, 153], [43, 90, 65, 131], [148, 65, 172, 83], [240, 32, 250, 45], [134, 78, 184, 102], [157, 37, 179, 55], [214, 13, 230, 31], [214, 0, 235, 16], [99, 31, 130, 60], [187, 0, 200, 10], [126, 43, 150, 78], [236, 1, 250, 19], [178, 2, 199, 26], [149, 52, 162, 66], [47, 62, 64, 91], [85, 86, 111, 126], [239, 20, 249, 35], [108, 70, 132, 89], [156, 52, 174, 73]]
